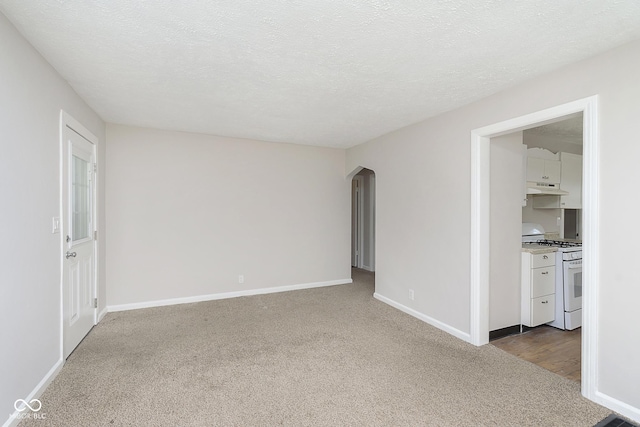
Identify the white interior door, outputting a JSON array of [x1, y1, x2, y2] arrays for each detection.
[[62, 125, 96, 359]]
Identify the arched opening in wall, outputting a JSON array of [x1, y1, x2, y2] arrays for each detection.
[[350, 167, 376, 292]]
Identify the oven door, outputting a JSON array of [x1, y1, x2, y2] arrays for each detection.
[[563, 259, 582, 312]]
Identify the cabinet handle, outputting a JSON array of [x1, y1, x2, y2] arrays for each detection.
[[541, 300, 548, 304], [542, 176, 549, 179], [541, 271, 548, 275], [543, 255, 548, 259]]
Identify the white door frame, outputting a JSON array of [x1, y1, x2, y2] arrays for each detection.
[[353, 175, 365, 269], [59, 110, 99, 360], [469, 96, 599, 401], [366, 174, 375, 272]]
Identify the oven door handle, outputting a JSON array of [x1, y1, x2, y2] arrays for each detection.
[[567, 264, 582, 269]]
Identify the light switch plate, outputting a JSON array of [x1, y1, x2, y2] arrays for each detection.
[[52, 217, 60, 234]]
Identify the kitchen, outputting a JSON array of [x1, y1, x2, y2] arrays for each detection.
[[489, 114, 584, 382]]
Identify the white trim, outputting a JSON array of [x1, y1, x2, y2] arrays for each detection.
[[60, 112, 99, 145], [593, 391, 640, 424], [107, 279, 353, 312], [97, 306, 108, 322], [354, 175, 365, 269], [58, 114, 65, 362], [580, 98, 599, 400], [469, 134, 490, 346], [373, 292, 472, 343], [469, 96, 599, 402], [2, 359, 63, 427], [363, 172, 376, 271]]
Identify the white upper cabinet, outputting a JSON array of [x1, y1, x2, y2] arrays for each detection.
[[526, 157, 561, 184], [531, 152, 583, 209], [559, 152, 582, 209]]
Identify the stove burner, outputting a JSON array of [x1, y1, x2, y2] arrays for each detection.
[[535, 239, 582, 248]]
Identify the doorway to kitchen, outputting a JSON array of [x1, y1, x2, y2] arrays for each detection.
[[487, 115, 584, 383], [470, 96, 599, 401]]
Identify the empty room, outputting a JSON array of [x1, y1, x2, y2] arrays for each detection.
[[2, 1, 640, 426]]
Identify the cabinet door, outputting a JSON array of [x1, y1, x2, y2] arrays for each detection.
[[527, 158, 561, 184], [531, 294, 555, 326], [531, 266, 555, 297], [544, 160, 561, 183], [526, 157, 545, 182], [560, 153, 582, 209]]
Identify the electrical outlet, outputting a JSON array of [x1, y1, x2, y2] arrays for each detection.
[[238, 275, 244, 284], [409, 289, 414, 301]]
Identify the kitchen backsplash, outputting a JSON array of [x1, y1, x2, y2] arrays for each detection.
[[522, 195, 560, 233]]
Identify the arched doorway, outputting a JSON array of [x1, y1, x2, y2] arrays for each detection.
[[351, 168, 375, 271]]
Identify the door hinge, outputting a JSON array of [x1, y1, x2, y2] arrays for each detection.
[[93, 298, 98, 309], [93, 163, 97, 173], [94, 230, 97, 240]]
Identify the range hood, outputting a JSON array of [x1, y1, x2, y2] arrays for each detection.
[[526, 181, 569, 195]]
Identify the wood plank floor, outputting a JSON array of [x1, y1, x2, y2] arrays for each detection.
[[491, 326, 581, 382]]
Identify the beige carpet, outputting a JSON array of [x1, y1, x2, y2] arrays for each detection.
[[21, 269, 610, 426]]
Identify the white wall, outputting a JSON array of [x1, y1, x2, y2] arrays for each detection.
[[346, 39, 640, 418], [106, 125, 350, 307], [522, 195, 561, 234], [489, 132, 523, 331], [0, 12, 106, 424]]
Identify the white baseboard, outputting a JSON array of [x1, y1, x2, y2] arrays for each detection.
[[593, 390, 640, 424], [97, 306, 108, 322], [3, 358, 64, 427], [373, 292, 472, 343], [108, 278, 353, 312]]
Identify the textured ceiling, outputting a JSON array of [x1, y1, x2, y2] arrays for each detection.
[[2, 1, 640, 148], [528, 115, 583, 140]]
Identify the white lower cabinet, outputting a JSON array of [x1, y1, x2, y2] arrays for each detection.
[[521, 252, 556, 327], [530, 295, 555, 326]]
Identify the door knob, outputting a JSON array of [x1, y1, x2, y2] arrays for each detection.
[[65, 251, 77, 259]]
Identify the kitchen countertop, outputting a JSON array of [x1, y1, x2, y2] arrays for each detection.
[[521, 244, 558, 255]]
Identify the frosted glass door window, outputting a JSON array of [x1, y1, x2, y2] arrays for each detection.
[[72, 154, 90, 241]]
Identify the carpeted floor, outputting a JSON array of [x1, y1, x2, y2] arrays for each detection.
[[21, 269, 610, 426]]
